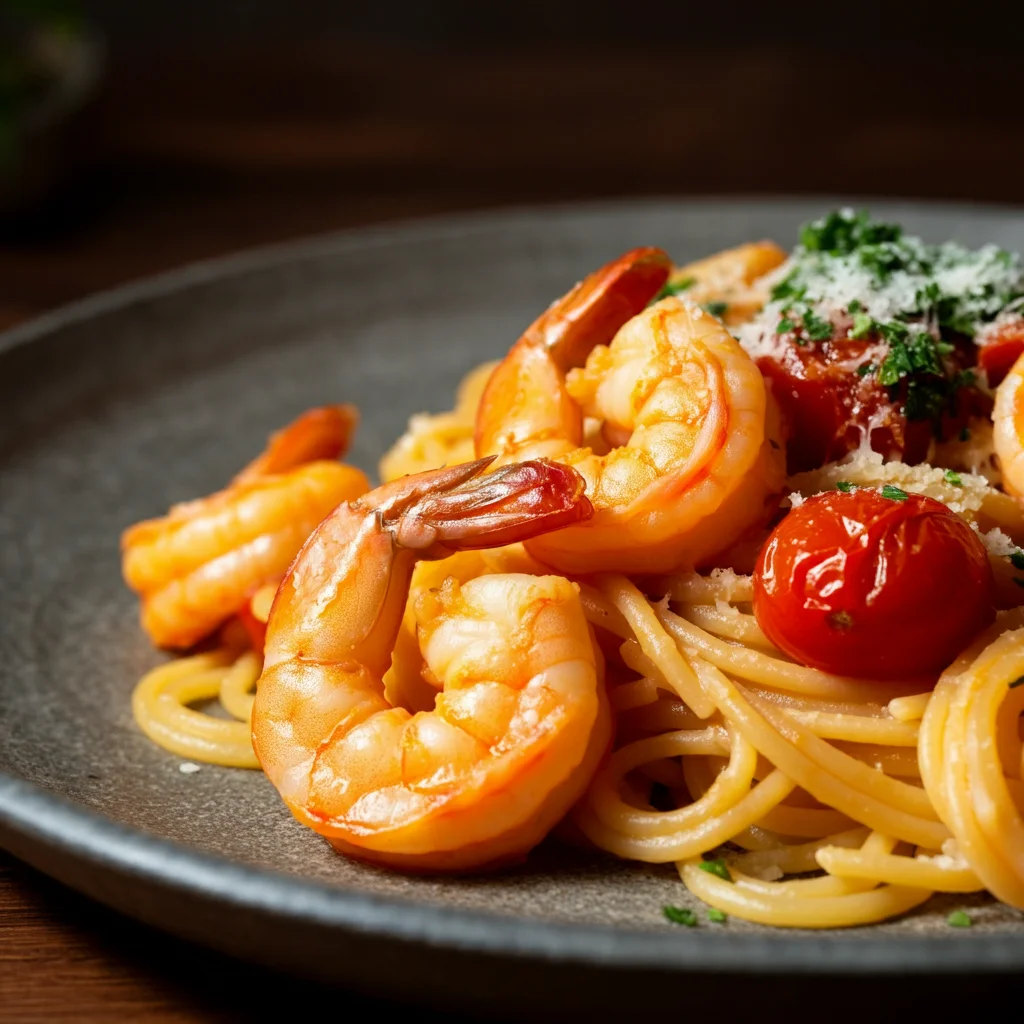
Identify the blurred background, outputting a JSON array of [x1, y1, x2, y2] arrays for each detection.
[[2, 0, 1024, 325]]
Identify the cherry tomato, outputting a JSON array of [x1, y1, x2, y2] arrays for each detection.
[[757, 320, 987, 473], [978, 318, 1024, 388], [753, 488, 995, 680]]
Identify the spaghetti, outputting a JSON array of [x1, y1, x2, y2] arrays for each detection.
[[122, 208, 1024, 929]]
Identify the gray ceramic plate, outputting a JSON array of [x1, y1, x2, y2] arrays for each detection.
[[3, 199, 1024, 1011]]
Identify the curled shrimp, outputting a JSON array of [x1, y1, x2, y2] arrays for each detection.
[[122, 406, 370, 649], [251, 457, 611, 870], [476, 250, 786, 574], [666, 241, 788, 326], [994, 350, 1024, 498]]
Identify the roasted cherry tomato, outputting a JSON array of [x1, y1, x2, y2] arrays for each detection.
[[757, 322, 987, 473], [753, 488, 995, 680], [978, 318, 1024, 388]]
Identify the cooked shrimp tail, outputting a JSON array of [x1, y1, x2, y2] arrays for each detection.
[[383, 455, 595, 552], [475, 248, 671, 460], [233, 404, 358, 484], [254, 458, 607, 871], [526, 247, 673, 368]]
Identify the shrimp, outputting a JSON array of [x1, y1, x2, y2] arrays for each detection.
[[666, 241, 788, 326], [475, 250, 786, 575], [251, 457, 611, 870], [994, 350, 1024, 498], [122, 405, 370, 649]]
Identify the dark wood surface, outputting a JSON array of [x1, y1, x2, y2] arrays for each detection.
[[4, 36, 1024, 1020]]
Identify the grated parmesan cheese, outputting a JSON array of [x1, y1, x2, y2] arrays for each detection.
[[736, 210, 1023, 364]]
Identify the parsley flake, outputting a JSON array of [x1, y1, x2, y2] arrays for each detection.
[[836, 480, 855, 493], [655, 276, 696, 301], [769, 274, 805, 303], [850, 311, 875, 339], [663, 906, 698, 927], [777, 317, 796, 334], [1009, 676, 1024, 689], [857, 362, 875, 377], [960, 427, 971, 442], [705, 301, 728, 318], [947, 910, 972, 928], [881, 484, 909, 502], [799, 209, 902, 255], [698, 858, 733, 882], [707, 908, 728, 924], [1010, 550, 1024, 570], [802, 309, 833, 342], [944, 469, 963, 487]]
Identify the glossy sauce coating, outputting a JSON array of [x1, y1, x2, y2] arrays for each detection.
[[753, 488, 996, 680], [756, 317, 986, 473]]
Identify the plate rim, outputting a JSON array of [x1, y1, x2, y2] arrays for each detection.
[[4, 195, 1024, 977]]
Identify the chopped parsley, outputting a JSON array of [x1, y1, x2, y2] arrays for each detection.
[[850, 311, 875, 339], [946, 910, 972, 928], [663, 906, 698, 927], [944, 469, 963, 487], [881, 484, 909, 502], [959, 427, 971, 442], [1009, 676, 1024, 689], [799, 208, 902, 254], [740, 208, 1024, 440], [1010, 550, 1024, 570], [836, 480, 855, 492], [698, 858, 733, 882], [705, 301, 729, 318], [707, 908, 728, 924], [802, 308, 833, 342], [654, 276, 696, 301]]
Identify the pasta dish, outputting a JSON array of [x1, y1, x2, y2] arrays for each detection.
[[121, 210, 1024, 929]]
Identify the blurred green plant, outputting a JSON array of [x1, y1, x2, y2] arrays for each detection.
[[0, 0, 85, 171]]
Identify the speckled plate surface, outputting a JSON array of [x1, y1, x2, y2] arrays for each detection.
[[3, 199, 1024, 1010]]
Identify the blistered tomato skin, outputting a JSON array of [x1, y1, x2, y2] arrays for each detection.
[[753, 489, 996, 680]]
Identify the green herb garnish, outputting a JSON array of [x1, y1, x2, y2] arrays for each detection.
[[707, 908, 728, 924], [947, 910, 972, 928], [777, 317, 796, 334], [705, 301, 729, 318], [800, 209, 902, 255], [663, 906, 698, 927], [836, 480, 854, 493], [698, 858, 733, 882], [944, 469, 963, 487], [881, 484, 909, 502], [960, 427, 971, 442], [857, 362, 876, 377], [1010, 550, 1024, 570], [850, 311, 875, 339], [802, 308, 833, 342], [655, 276, 696, 301]]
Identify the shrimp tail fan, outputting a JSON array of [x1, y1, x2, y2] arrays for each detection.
[[390, 457, 593, 551]]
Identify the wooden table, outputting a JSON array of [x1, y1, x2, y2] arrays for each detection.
[[3, 38, 1024, 1020]]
